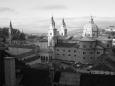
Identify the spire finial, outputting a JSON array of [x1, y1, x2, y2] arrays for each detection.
[[51, 16, 55, 27], [10, 20, 13, 29], [62, 18, 66, 26], [9, 20, 13, 44], [90, 16, 94, 24]]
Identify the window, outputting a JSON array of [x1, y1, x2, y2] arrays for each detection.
[[83, 52, 86, 54], [93, 33, 95, 36], [83, 45, 86, 48], [49, 56, 52, 60], [74, 50, 76, 52], [107, 44, 109, 48], [68, 50, 71, 52], [83, 57, 85, 59], [63, 50, 65, 52], [90, 52, 93, 54], [90, 57, 92, 59], [50, 33, 52, 35], [45, 57, 48, 61], [68, 54, 71, 56], [97, 52, 100, 54], [74, 55, 76, 57], [57, 54, 59, 55], [89, 45, 92, 48], [57, 49, 59, 51]]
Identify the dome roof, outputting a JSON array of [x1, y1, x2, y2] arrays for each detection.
[[82, 17, 99, 38], [84, 23, 98, 32]]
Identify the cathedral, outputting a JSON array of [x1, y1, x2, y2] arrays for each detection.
[[47, 16, 112, 65], [48, 16, 67, 47]]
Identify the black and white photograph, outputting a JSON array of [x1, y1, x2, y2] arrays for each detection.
[[0, 0, 115, 86]]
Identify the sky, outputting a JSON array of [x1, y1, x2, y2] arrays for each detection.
[[0, 0, 115, 33]]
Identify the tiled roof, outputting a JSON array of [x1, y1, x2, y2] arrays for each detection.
[[39, 39, 48, 42], [79, 37, 96, 41], [96, 45, 104, 49], [97, 36, 112, 41], [55, 43, 79, 48], [91, 63, 112, 71], [90, 54, 115, 72]]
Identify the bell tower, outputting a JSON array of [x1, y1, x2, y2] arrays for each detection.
[[60, 18, 67, 37], [48, 16, 57, 47]]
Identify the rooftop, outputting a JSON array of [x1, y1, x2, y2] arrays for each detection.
[[55, 43, 79, 48], [79, 37, 96, 41]]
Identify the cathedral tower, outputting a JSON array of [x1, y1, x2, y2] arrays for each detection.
[[60, 18, 67, 37], [48, 16, 58, 47]]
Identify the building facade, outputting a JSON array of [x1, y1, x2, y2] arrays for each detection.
[[47, 17, 112, 65]]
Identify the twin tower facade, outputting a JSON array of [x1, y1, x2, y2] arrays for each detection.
[[48, 16, 67, 47]]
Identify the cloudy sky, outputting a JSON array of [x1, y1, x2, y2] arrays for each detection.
[[0, 0, 115, 33]]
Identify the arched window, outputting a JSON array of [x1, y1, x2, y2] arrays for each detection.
[[83, 52, 86, 54], [90, 52, 93, 54], [83, 45, 86, 48], [57, 49, 59, 51], [68, 50, 71, 52], [68, 54, 71, 56], [63, 50, 65, 52], [89, 45, 92, 48], [83, 57, 85, 59], [97, 51, 100, 54], [90, 57, 92, 59], [46, 56, 48, 61], [49, 56, 52, 60], [107, 44, 110, 48], [57, 54, 59, 55], [50, 33, 52, 35], [74, 50, 76, 52]]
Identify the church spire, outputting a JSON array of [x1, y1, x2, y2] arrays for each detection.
[[10, 21, 13, 29], [62, 18, 66, 27], [9, 21, 13, 44], [60, 18, 67, 37], [90, 16, 94, 24], [51, 16, 55, 28]]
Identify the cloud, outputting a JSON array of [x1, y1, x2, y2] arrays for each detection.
[[0, 7, 15, 13]]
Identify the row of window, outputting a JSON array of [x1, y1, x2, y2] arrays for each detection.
[[56, 51, 101, 57], [40, 56, 52, 61], [57, 49, 81, 52], [56, 50, 101, 55], [82, 45, 93, 48], [83, 51, 100, 54], [56, 54, 93, 60]]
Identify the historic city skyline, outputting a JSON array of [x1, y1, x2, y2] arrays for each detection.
[[0, 0, 115, 33]]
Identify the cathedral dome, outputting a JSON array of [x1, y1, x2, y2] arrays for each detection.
[[84, 23, 98, 32], [82, 17, 99, 38]]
